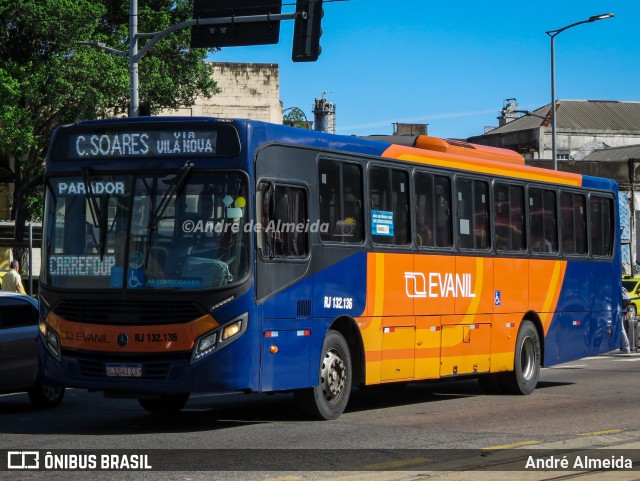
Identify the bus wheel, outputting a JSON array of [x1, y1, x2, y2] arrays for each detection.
[[503, 320, 541, 395], [295, 329, 352, 420], [138, 393, 190, 414], [28, 381, 65, 408]]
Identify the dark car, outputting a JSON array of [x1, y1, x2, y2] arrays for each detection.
[[0, 291, 64, 407]]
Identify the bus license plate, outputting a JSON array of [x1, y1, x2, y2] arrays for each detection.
[[106, 364, 142, 378]]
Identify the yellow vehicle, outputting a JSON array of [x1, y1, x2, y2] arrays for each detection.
[[622, 275, 640, 318]]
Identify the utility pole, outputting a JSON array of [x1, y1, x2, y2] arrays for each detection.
[[130, 0, 139, 117]]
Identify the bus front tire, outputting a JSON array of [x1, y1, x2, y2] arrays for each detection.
[[295, 329, 352, 420], [28, 381, 65, 408], [138, 393, 190, 414]]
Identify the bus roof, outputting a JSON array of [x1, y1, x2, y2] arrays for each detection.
[[362, 134, 526, 165]]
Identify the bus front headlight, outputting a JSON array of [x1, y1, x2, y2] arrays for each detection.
[[40, 320, 61, 360], [191, 313, 248, 363]]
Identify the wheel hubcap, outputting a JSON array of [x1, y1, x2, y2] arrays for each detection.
[[320, 348, 346, 402], [520, 337, 536, 381]]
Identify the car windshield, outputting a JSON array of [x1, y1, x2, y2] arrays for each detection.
[[622, 280, 638, 292], [43, 171, 249, 290]]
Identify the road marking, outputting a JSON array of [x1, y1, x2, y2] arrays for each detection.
[[482, 440, 541, 450], [364, 457, 430, 470], [259, 477, 303, 481], [547, 364, 586, 369], [578, 429, 622, 436]]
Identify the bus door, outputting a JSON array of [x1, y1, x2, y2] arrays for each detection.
[[255, 145, 316, 391]]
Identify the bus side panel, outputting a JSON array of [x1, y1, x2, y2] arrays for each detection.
[[528, 259, 567, 333], [454, 257, 494, 317], [490, 258, 528, 372], [414, 315, 442, 379], [544, 260, 617, 365], [260, 252, 367, 392], [412, 254, 457, 316]]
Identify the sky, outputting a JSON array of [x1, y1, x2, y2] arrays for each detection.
[[210, 0, 639, 140]]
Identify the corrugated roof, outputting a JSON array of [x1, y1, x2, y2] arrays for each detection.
[[483, 100, 640, 135], [583, 144, 640, 161]]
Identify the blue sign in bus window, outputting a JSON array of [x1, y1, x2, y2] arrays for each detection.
[[371, 210, 394, 236]]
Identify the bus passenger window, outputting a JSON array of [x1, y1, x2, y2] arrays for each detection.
[[415, 172, 452, 248], [258, 183, 309, 259], [590, 195, 614, 257], [456, 177, 489, 250], [529, 187, 558, 254], [494, 183, 525, 253], [435, 177, 452, 247], [415, 172, 435, 247], [369, 166, 410, 246], [561, 191, 587, 255], [318, 160, 363, 243]]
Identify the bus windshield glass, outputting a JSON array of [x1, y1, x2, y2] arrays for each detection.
[[43, 171, 249, 290]]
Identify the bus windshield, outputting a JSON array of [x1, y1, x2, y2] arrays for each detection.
[[43, 170, 249, 290]]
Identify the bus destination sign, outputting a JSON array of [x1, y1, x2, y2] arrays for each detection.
[[68, 129, 218, 160]]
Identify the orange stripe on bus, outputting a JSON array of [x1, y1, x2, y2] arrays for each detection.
[[46, 312, 219, 353]]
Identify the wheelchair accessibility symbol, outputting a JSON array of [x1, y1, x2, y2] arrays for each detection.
[[494, 290, 501, 306], [128, 269, 144, 289]]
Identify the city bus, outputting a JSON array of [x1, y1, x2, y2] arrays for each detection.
[[30, 117, 622, 420]]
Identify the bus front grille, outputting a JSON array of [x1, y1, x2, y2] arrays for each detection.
[[65, 351, 190, 381], [53, 300, 207, 325]]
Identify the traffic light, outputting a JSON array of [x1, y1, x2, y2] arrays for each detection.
[[292, 0, 323, 62], [191, 0, 282, 48]]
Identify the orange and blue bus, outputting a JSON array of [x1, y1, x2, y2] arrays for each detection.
[[34, 117, 622, 419]]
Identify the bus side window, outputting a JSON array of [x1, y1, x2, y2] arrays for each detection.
[[494, 183, 525, 253], [369, 166, 410, 246], [561, 191, 588, 255], [530, 187, 558, 254], [319, 160, 363, 243], [258, 182, 309, 259], [415, 172, 435, 247], [435, 177, 452, 247], [590, 195, 614, 257], [494, 185, 509, 252], [456, 177, 488, 250]]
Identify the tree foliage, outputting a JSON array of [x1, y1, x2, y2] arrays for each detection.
[[283, 107, 311, 129], [0, 0, 219, 219]]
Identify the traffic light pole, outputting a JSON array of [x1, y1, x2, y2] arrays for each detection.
[[84, 0, 299, 117]]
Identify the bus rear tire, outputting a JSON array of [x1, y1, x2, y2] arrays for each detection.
[[295, 329, 352, 420], [138, 393, 190, 414], [502, 320, 541, 395]]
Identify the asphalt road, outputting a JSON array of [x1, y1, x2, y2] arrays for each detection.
[[2, 350, 640, 480]]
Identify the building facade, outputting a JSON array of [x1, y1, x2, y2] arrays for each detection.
[[159, 62, 283, 123], [469, 100, 640, 164]]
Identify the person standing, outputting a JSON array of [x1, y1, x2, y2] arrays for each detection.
[[621, 286, 632, 354], [2, 260, 25, 294]]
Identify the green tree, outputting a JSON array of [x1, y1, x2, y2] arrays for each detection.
[[283, 107, 311, 129], [0, 0, 219, 219]]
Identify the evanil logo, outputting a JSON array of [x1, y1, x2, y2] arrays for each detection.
[[405, 272, 476, 299]]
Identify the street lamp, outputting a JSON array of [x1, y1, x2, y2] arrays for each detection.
[[546, 13, 614, 170]]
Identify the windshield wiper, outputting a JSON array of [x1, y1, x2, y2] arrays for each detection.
[[145, 161, 194, 267], [82, 168, 109, 261]]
